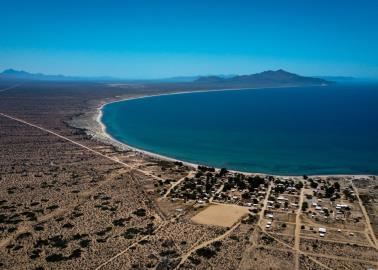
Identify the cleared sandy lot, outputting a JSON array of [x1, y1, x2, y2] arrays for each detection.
[[191, 204, 249, 227]]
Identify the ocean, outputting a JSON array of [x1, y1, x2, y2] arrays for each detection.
[[101, 84, 378, 175]]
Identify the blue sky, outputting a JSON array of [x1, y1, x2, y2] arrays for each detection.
[[1, 0, 377, 78]]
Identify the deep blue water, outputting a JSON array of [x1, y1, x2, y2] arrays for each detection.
[[102, 84, 378, 175]]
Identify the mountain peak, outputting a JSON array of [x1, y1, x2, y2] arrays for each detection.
[[0, 69, 67, 81], [2, 69, 30, 75], [194, 70, 329, 87]]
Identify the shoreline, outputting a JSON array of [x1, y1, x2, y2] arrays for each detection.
[[92, 86, 375, 178]]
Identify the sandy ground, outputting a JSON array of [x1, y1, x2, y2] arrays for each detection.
[[191, 204, 250, 227]]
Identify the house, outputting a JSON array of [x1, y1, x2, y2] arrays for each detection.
[[336, 204, 350, 209], [319, 228, 327, 233]]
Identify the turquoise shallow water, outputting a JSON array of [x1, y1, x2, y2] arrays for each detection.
[[102, 84, 378, 175]]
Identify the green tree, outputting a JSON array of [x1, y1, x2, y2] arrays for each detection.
[[302, 201, 309, 211]]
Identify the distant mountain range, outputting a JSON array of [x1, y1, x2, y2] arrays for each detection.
[[0, 69, 237, 83], [0, 69, 330, 87], [0, 69, 116, 81], [194, 69, 329, 87], [154, 74, 236, 83]]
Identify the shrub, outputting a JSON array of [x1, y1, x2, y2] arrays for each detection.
[[133, 208, 146, 217], [188, 256, 201, 265], [46, 205, 59, 211], [302, 201, 308, 211], [159, 249, 177, 257], [49, 235, 67, 249], [230, 235, 239, 241], [62, 223, 74, 229], [196, 247, 216, 258], [212, 241, 222, 249], [79, 239, 91, 248], [72, 233, 88, 240], [112, 218, 127, 227], [123, 228, 140, 239], [16, 232, 32, 240], [261, 235, 274, 245], [69, 249, 82, 259], [34, 225, 44, 231], [139, 239, 149, 245], [45, 253, 65, 262], [30, 249, 42, 260]]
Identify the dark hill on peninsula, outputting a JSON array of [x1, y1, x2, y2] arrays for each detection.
[[193, 69, 330, 88]]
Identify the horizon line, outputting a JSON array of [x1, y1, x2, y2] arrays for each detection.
[[1, 68, 375, 81]]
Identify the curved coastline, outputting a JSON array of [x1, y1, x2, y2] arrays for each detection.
[[97, 86, 271, 173], [97, 99, 198, 170], [96, 86, 375, 178]]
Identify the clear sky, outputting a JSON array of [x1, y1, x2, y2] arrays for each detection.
[[1, 0, 377, 78]]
